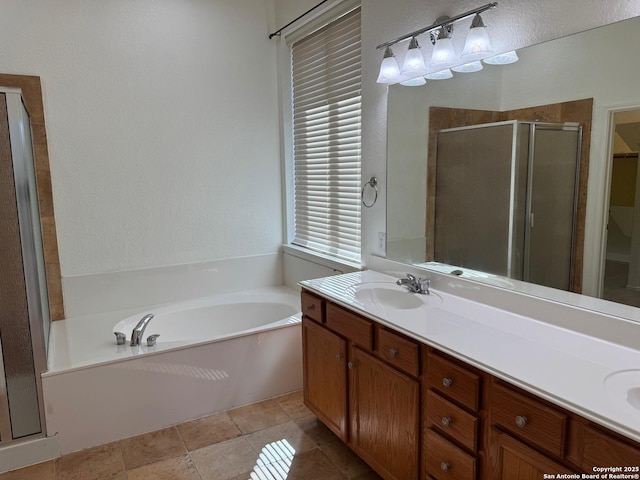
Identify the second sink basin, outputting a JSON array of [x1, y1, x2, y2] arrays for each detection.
[[352, 283, 442, 310], [604, 369, 640, 413]]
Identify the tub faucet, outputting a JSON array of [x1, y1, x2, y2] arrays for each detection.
[[130, 314, 154, 346], [397, 274, 430, 295]]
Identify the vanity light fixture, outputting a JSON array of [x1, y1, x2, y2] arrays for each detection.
[[376, 46, 401, 84], [400, 37, 428, 77], [400, 76, 427, 86], [425, 69, 453, 80], [451, 61, 484, 73], [483, 50, 519, 64], [376, 2, 499, 86], [460, 13, 494, 60], [429, 27, 458, 70]]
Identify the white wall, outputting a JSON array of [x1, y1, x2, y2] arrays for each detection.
[[0, 0, 281, 276]]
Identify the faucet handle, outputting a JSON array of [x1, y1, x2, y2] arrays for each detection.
[[146, 334, 160, 347], [417, 278, 431, 294], [114, 332, 126, 345]]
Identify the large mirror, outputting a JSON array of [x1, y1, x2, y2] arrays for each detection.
[[386, 15, 640, 318]]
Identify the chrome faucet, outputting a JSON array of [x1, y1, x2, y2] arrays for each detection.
[[130, 314, 154, 346], [397, 274, 430, 295]]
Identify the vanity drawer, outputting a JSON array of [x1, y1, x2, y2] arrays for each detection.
[[326, 303, 373, 350], [427, 352, 481, 412], [492, 382, 567, 458], [426, 390, 479, 452], [377, 326, 420, 377], [424, 429, 477, 480], [301, 290, 324, 324]]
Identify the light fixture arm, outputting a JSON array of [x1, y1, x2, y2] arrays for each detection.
[[375, 2, 497, 51]]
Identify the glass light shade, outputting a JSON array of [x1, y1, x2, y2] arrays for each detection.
[[425, 69, 453, 80], [461, 15, 494, 61], [400, 76, 427, 86], [376, 47, 401, 84], [400, 38, 427, 76], [429, 37, 457, 69], [483, 50, 519, 65], [451, 61, 483, 73]]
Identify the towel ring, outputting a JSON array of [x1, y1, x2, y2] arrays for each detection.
[[361, 176, 378, 208]]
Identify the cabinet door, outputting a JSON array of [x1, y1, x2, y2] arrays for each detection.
[[492, 431, 572, 480], [350, 347, 419, 480], [302, 318, 348, 441]]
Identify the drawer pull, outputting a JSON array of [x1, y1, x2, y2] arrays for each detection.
[[305, 304, 315, 311], [389, 348, 398, 357], [440, 462, 450, 472], [441, 416, 452, 427], [442, 377, 453, 388], [348, 361, 355, 370], [515, 415, 528, 428], [336, 353, 343, 361]]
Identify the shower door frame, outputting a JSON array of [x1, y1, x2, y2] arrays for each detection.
[[0, 87, 49, 445]]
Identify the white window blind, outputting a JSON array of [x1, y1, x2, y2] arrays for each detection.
[[291, 7, 362, 264]]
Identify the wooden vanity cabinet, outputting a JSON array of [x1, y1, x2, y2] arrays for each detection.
[[350, 346, 420, 480], [302, 317, 348, 440], [301, 291, 420, 480], [301, 289, 640, 480]]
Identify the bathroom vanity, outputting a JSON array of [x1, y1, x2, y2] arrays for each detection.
[[300, 271, 640, 480]]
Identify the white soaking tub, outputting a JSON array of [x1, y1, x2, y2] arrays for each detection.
[[42, 286, 303, 454]]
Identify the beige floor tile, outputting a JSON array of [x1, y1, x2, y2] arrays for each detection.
[[126, 454, 201, 480], [294, 415, 339, 446], [245, 420, 315, 458], [321, 440, 373, 479], [284, 448, 346, 480], [55, 442, 125, 480], [228, 400, 289, 434], [274, 391, 312, 419], [120, 427, 186, 470], [0, 460, 54, 480], [191, 436, 257, 480], [178, 411, 241, 451]]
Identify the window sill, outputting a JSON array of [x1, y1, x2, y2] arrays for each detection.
[[281, 244, 362, 275]]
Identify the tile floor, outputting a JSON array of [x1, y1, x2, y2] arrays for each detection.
[[0, 391, 382, 480]]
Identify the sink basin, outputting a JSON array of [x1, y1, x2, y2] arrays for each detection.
[[603, 370, 640, 412], [352, 283, 442, 310]]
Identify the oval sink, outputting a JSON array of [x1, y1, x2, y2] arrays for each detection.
[[603, 369, 640, 412], [352, 283, 442, 310]]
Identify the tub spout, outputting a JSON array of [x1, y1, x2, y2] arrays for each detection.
[[130, 314, 154, 346]]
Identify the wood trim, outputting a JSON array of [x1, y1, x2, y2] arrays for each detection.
[[0, 74, 63, 320]]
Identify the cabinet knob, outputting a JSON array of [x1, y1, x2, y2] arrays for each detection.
[[442, 377, 453, 388], [441, 416, 452, 427], [348, 361, 355, 369], [389, 348, 398, 358], [515, 415, 528, 428], [440, 462, 450, 472], [336, 353, 343, 361], [305, 304, 315, 311]]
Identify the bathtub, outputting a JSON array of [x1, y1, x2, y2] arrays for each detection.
[[42, 285, 303, 454], [113, 291, 300, 346]]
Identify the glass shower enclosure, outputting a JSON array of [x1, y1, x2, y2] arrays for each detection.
[[434, 120, 582, 291], [0, 89, 49, 444]]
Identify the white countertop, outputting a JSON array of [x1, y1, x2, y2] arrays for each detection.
[[300, 270, 640, 443]]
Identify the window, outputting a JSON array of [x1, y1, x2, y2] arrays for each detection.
[[290, 7, 362, 264]]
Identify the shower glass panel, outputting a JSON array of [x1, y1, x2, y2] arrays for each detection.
[[0, 90, 48, 442], [434, 120, 581, 291]]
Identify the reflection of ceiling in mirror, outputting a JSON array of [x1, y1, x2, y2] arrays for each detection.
[[385, 15, 640, 321]]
